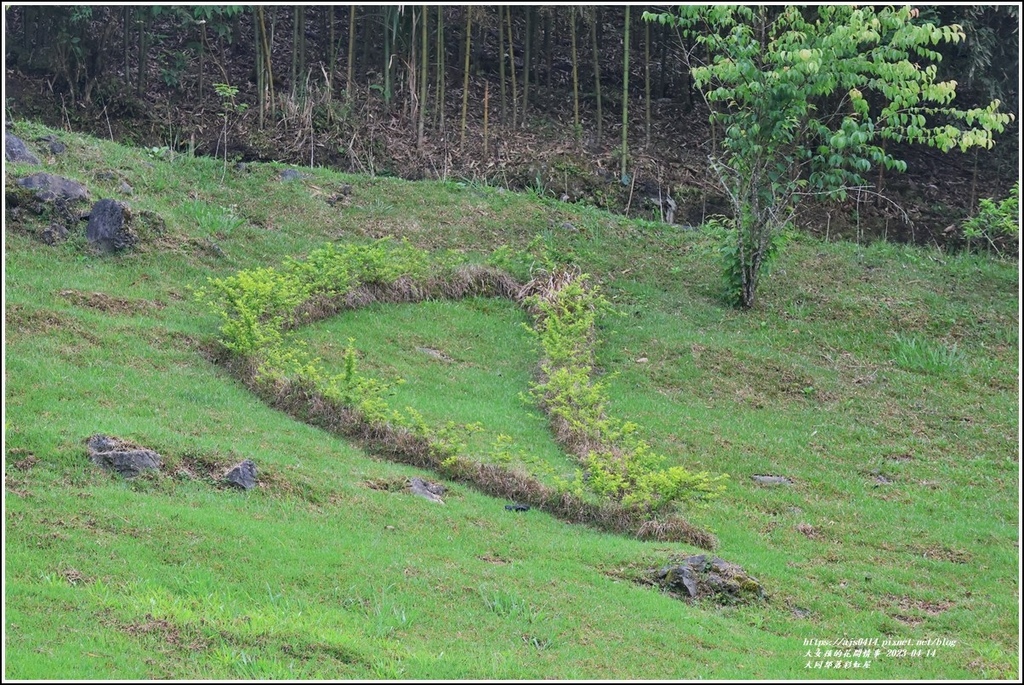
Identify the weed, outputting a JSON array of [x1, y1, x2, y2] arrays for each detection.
[[892, 335, 967, 375]]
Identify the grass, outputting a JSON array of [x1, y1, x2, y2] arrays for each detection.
[[3, 121, 1020, 679]]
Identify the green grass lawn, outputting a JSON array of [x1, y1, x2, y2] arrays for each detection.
[[4, 121, 1019, 679]]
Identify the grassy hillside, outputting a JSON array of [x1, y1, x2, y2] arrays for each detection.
[[3, 121, 1019, 680]]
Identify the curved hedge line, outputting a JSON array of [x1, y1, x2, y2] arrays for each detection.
[[200, 239, 725, 548]]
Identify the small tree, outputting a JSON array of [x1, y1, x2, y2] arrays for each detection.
[[646, 5, 1014, 308]]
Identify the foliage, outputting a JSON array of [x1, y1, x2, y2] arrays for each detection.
[[527, 273, 727, 513], [646, 5, 1015, 308], [961, 182, 1019, 258]]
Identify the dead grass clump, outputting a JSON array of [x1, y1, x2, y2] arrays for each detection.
[[58, 288, 162, 315], [637, 517, 719, 548], [795, 522, 821, 539], [364, 476, 410, 492], [440, 264, 525, 301]]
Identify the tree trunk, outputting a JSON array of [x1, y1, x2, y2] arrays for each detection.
[[591, 12, 602, 145], [484, 80, 490, 157], [570, 7, 580, 139], [506, 6, 519, 129], [436, 6, 445, 131], [418, 5, 428, 150], [254, 9, 263, 128], [460, 7, 472, 152], [346, 6, 355, 99], [523, 7, 531, 125], [621, 7, 630, 179], [383, 6, 393, 106], [644, 19, 650, 147], [498, 6, 507, 125]]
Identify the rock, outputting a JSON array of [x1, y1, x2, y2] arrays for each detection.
[[409, 477, 445, 504], [37, 134, 66, 155], [41, 222, 69, 245], [655, 554, 766, 604], [86, 198, 136, 252], [278, 168, 307, 182], [5, 132, 41, 164], [16, 172, 90, 203], [118, 181, 134, 195], [87, 434, 161, 479], [751, 474, 793, 485], [505, 503, 530, 512], [224, 459, 257, 490]]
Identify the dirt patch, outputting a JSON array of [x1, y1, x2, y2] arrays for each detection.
[[58, 289, 163, 315], [886, 595, 954, 627], [122, 614, 209, 651], [795, 522, 821, 540], [478, 553, 511, 565], [61, 567, 89, 586], [5, 304, 84, 337], [7, 449, 38, 471], [910, 544, 974, 564]]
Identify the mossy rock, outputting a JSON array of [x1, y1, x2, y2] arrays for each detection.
[[654, 554, 766, 604]]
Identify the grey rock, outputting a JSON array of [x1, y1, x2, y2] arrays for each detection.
[[279, 168, 308, 182], [41, 222, 69, 245], [5, 132, 41, 164], [655, 554, 766, 603], [409, 477, 445, 504], [87, 434, 161, 479], [224, 459, 257, 490], [752, 474, 793, 485], [16, 172, 90, 203], [118, 181, 134, 195], [86, 198, 136, 252], [38, 135, 67, 155]]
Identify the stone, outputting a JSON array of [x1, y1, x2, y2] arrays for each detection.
[[41, 222, 69, 245], [224, 459, 257, 490], [751, 474, 793, 485], [409, 477, 445, 504], [86, 198, 136, 252], [5, 132, 41, 164], [87, 434, 161, 479], [505, 503, 530, 512], [38, 134, 66, 155], [655, 554, 766, 604], [16, 172, 90, 203], [279, 168, 307, 182]]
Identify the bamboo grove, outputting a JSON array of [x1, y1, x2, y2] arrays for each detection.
[[5, 6, 1018, 168]]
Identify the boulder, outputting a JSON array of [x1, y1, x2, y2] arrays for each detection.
[[409, 477, 445, 504], [87, 434, 162, 479], [37, 134, 66, 155], [655, 554, 766, 603], [278, 168, 308, 182], [224, 459, 257, 490], [16, 172, 90, 203], [5, 132, 40, 164], [86, 198, 136, 252]]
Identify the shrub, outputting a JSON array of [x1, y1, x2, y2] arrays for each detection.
[[526, 270, 727, 513], [962, 182, 1019, 258]]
